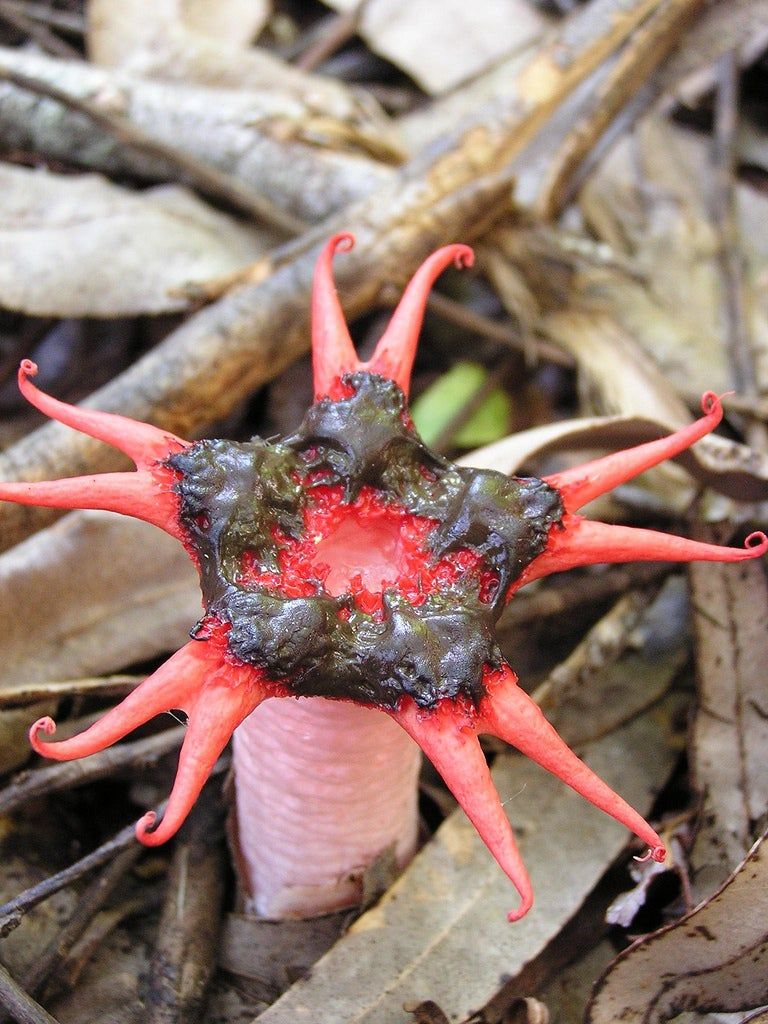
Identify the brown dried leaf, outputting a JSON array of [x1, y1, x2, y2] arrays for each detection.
[[0, 511, 200, 693], [587, 831, 768, 1024], [689, 546, 768, 897], [254, 703, 679, 1024], [0, 164, 270, 317], [578, 118, 768, 401], [182, 0, 270, 49], [459, 413, 768, 503], [322, 0, 550, 95], [87, 0, 390, 135]]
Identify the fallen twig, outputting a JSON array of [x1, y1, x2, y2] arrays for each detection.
[[0, 964, 60, 1024], [0, 727, 185, 815], [145, 784, 227, 1024], [0, 61, 306, 234]]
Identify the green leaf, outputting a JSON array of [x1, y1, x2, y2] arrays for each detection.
[[411, 361, 512, 448]]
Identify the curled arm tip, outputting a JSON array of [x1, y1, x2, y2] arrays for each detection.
[[328, 232, 355, 254], [135, 811, 157, 843], [506, 891, 533, 923], [19, 359, 38, 381], [745, 531, 768, 555], [453, 244, 474, 269], [29, 716, 56, 753]]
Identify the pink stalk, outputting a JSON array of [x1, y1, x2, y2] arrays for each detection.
[[233, 698, 421, 918]]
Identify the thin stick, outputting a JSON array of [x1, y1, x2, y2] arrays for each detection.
[[0, 727, 185, 816], [0, 816, 158, 939], [536, 0, 704, 221], [425, 291, 573, 369], [19, 846, 144, 1009], [296, 2, 369, 73], [711, 49, 767, 450], [0, 964, 60, 1024], [0, 64, 308, 236], [146, 784, 227, 1023], [0, 1, 79, 59]]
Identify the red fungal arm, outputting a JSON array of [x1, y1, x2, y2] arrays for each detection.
[[366, 244, 474, 396], [544, 392, 724, 513], [477, 666, 666, 863], [311, 234, 360, 400], [310, 237, 475, 400], [393, 697, 533, 921], [17, 360, 188, 468], [0, 470, 182, 539], [523, 519, 768, 585], [137, 659, 269, 846], [29, 640, 216, 761]]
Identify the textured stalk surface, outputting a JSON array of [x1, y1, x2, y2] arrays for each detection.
[[233, 697, 421, 918]]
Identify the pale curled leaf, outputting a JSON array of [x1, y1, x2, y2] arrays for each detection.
[[254, 704, 679, 1024], [689, 550, 768, 895], [0, 164, 271, 317], [0, 510, 200, 693], [587, 830, 768, 1024], [459, 414, 768, 502], [322, 0, 550, 95]]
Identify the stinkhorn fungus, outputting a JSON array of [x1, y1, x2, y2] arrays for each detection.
[[2, 233, 765, 922]]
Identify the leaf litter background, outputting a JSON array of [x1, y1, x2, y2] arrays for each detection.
[[0, 1, 767, 1022]]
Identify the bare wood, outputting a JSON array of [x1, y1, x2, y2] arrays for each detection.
[[0, 966, 60, 1024], [0, 818, 152, 938], [0, 61, 307, 235], [536, 0, 704, 221], [0, 0, 675, 553], [0, 727, 185, 815], [19, 846, 144, 1008], [145, 785, 227, 1024], [0, 1, 79, 59], [0, 45, 394, 224]]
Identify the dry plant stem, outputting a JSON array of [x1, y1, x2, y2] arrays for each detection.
[[0, 0, 674, 553], [0, 965, 60, 1024], [501, 564, 668, 627], [0, 675, 142, 708], [146, 786, 226, 1024], [0, 1, 83, 35], [0, 727, 185, 815], [0, 1, 79, 59], [295, 3, 368, 73], [535, 0, 704, 221], [424, 291, 573, 368], [0, 63, 306, 236], [0, 46, 393, 224], [0, 815, 161, 938], [16, 846, 144, 1011], [711, 50, 768, 451]]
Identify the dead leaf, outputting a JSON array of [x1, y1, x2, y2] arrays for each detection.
[[533, 578, 689, 748], [578, 118, 768, 402], [218, 913, 345, 1001], [0, 164, 271, 317], [182, 0, 270, 49], [87, 0, 392, 136], [688, 544, 768, 897], [0, 510, 200, 693], [253, 702, 680, 1024], [458, 413, 768, 503], [322, 0, 550, 95], [587, 830, 768, 1024]]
